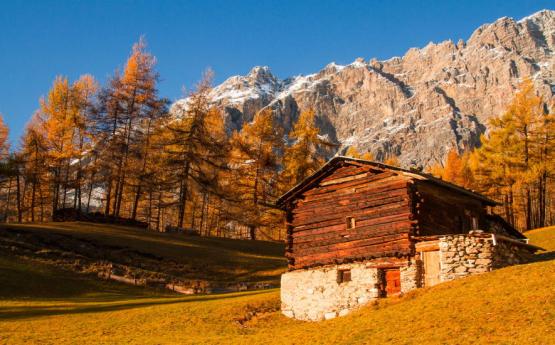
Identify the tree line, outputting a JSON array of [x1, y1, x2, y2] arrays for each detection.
[[0, 40, 553, 237], [430, 79, 555, 231], [0, 39, 333, 240]]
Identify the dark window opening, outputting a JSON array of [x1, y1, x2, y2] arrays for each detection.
[[337, 269, 351, 283], [346, 217, 356, 229], [456, 215, 464, 233]]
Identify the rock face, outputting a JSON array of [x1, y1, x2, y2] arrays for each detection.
[[173, 10, 555, 167]]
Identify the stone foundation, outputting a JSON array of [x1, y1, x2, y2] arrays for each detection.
[[400, 258, 422, 293], [281, 233, 536, 321], [281, 262, 381, 321]]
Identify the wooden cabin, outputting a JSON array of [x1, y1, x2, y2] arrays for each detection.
[[276, 157, 540, 321]]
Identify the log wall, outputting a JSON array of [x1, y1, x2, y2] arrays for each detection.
[[285, 163, 413, 269], [414, 181, 487, 236]]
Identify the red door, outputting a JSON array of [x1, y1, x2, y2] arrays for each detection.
[[385, 269, 401, 296]]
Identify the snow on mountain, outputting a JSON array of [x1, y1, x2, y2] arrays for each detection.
[[172, 9, 555, 167]]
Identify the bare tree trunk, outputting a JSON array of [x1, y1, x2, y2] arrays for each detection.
[[16, 173, 22, 223], [104, 176, 113, 215], [177, 161, 190, 229], [156, 188, 162, 231], [30, 181, 36, 222], [3, 177, 12, 222]]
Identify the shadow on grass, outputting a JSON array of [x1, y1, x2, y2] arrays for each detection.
[[0, 290, 272, 321], [532, 251, 555, 262]]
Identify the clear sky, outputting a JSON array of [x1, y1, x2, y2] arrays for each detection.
[[1, 0, 552, 146]]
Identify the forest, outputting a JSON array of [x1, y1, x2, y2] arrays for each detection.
[[0, 39, 553, 239]]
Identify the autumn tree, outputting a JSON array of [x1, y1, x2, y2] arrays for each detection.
[[384, 154, 400, 167], [471, 79, 554, 229], [0, 114, 8, 158], [344, 146, 374, 161], [281, 109, 333, 190], [19, 116, 50, 222], [93, 38, 167, 218], [161, 72, 228, 229], [429, 149, 474, 189], [230, 109, 283, 240]]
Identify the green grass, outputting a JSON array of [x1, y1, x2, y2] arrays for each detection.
[[0, 226, 554, 344], [0, 222, 286, 284]]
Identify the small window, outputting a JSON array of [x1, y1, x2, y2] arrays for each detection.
[[346, 217, 356, 229], [337, 269, 351, 283]]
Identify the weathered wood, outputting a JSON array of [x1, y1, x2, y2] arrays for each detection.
[[319, 172, 370, 186], [293, 202, 411, 229]]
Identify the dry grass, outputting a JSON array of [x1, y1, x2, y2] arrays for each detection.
[[0, 222, 286, 284], [526, 225, 555, 252], [0, 226, 553, 344]]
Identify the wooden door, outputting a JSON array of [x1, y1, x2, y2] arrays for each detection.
[[423, 250, 441, 287], [384, 269, 401, 296]]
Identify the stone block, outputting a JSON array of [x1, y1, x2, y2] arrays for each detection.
[[324, 312, 337, 320], [339, 309, 350, 317], [282, 310, 295, 318], [465, 247, 478, 254], [475, 259, 492, 266], [454, 266, 467, 273]]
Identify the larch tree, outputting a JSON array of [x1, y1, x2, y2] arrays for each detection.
[[281, 109, 334, 190], [20, 115, 50, 222], [344, 146, 374, 161], [230, 108, 283, 240], [0, 114, 9, 158], [162, 72, 228, 229], [471, 79, 554, 229], [39, 76, 74, 212], [93, 38, 166, 218], [429, 149, 474, 189]]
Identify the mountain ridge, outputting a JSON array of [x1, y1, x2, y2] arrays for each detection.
[[172, 9, 554, 167]]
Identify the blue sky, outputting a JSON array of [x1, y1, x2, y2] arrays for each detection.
[[1, 0, 552, 145]]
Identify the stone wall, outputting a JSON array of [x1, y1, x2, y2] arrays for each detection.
[[437, 233, 535, 282], [438, 235, 494, 282], [281, 262, 381, 321], [400, 258, 422, 293], [491, 238, 536, 268]]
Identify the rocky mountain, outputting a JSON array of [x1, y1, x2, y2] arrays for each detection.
[[172, 10, 555, 167]]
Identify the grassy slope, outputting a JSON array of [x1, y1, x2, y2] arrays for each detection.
[[0, 222, 286, 283], [0, 226, 554, 344]]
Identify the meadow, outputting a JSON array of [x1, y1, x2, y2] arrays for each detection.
[[0, 225, 553, 344]]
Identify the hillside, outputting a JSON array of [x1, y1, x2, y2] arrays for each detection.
[[0, 226, 553, 344], [0, 222, 286, 290], [172, 9, 555, 166]]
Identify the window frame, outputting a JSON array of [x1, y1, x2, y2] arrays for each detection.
[[346, 216, 356, 229], [337, 269, 352, 284]]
